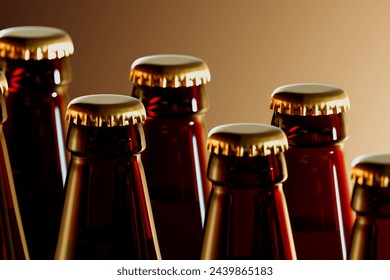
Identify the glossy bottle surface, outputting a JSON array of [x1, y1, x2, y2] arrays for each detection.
[[130, 54, 211, 259], [201, 123, 296, 260], [348, 153, 390, 260], [0, 72, 29, 260], [0, 26, 73, 259], [270, 83, 354, 260], [55, 94, 160, 260]]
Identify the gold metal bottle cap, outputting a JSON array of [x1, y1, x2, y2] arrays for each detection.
[[0, 26, 74, 60], [129, 54, 211, 88], [270, 83, 350, 116], [66, 94, 146, 127], [0, 71, 8, 123], [207, 123, 288, 157], [351, 153, 390, 188]]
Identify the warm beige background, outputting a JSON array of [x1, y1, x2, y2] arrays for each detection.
[[2, 0, 390, 166]]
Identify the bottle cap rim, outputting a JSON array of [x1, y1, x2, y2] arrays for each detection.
[[270, 83, 350, 116], [207, 123, 288, 157], [66, 94, 146, 127], [129, 54, 211, 88], [351, 153, 390, 188], [0, 26, 74, 60]]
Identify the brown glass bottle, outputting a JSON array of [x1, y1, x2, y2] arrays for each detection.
[[0, 72, 29, 260], [0, 26, 73, 259], [348, 153, 390, 260], [200, 123, 296, 260], [129, 54, 211, 259], [270, 83, 354, 260], [55, 94, 160, 260]]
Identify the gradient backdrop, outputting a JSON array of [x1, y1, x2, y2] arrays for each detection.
[[2, 0, 390, 170]]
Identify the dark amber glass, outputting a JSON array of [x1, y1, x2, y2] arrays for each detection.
[[0, 26, 73, 259], [348, 153, 390, 260], [201, 123, 296, 260], [270, 83, 354, 260], [0, 72, 29, 260], [130, 54, 211, 260], [55, 94, 160, 260]]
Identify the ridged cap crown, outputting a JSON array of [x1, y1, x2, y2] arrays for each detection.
[[207, 123, 288, 157], [270, 83, 350, 116], [129, 54, 210, 88], [351, 153, 390, 188], [66, 94, 146, 127], [0, 26, 74, 60]]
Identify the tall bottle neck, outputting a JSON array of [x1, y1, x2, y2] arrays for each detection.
[[207, 153, 287, 188], [0, 94, 7, 123], [66, 123, 145, 157], [271, 112, 348, 147], [131, 84, 209, 117]]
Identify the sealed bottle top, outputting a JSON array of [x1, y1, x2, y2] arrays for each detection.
[[350, 153, 390, 216], [207, 123, 288, 157], [66, 94, 147, 156], [270, 83, 350, 145], [0, 26, 74, 60], [270, 83, 350, 116], [66, 94, 146, 127], [129, 54, 210, 116], [201, 123, 294, 259], [0, 72, 7, 123], [206, 123, 288, 187], [130, 54, 210, 88]]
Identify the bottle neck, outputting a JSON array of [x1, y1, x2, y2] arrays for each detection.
[[0, 57, 72, 94], [131, 84, 209, 117], [271, 112, 348, 147], [66, 123, 145, 157], [351, 184, 390, 217], [0, 94, 7, 123], [207, 153, 287, 188]]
